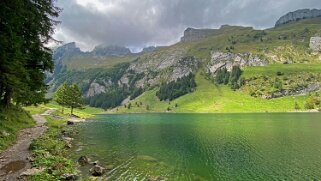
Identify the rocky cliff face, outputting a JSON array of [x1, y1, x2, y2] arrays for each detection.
[[275, 9, 321, 27], [180, 28, 215, 42], [310, 37, 321, 51], [207, 51, 268, 75], [263, 83, 320, 99]]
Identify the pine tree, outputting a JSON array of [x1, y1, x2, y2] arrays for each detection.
[[68, 84, 84, 115], [0, 0, 60, 107], [54, 83, 84, 115]]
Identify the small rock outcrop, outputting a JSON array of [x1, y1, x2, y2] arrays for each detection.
[[180, 28, 215, 42], [263, 83, 321, 99], [86, 82, 106, 97], [207, 51, 268, 75], [310, 37, 321, 51], [275, 9, 321, 27]]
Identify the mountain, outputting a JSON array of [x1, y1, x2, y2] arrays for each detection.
[[91, 45, 132, 57], [48, 10, 321, 113], [275, 9, 321, 27]]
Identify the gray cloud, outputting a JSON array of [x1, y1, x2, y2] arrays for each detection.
[[53, 0, 321, 51]]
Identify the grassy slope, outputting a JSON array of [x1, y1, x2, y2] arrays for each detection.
[[0, 106, 36, 152], [63, 54, 138, 71], [116, 70, 311, 113]]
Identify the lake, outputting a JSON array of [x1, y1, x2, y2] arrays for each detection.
[[72, 113, 321, 180]]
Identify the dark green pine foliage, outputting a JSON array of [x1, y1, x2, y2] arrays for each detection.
[[68, 84, 84, 115], [87, 87, 129, 110], [54, 82, 84, 114], [156, 74, 197, 101], [229, 66, 242, 89], [215, 68, 230, 85], [0, 0, 60, 106], [214, 65, 243, 90]]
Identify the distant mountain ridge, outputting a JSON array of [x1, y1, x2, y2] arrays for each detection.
[[275, 9, 321, 27]]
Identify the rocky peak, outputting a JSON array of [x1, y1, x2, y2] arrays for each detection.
[[180, 27, 215, 43], [52, 42, 82, 64], [275, 9, 321, 27], [92, 45, 131, 57]]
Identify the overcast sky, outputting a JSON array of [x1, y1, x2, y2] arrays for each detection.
[[53, 0, 321, 52]]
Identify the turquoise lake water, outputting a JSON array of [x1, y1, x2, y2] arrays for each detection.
[[73, 113, 321, 180]]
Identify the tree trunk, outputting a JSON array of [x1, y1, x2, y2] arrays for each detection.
[[71, 106, 73, 115], [61, 106, 64, 114], [3, 87, 12, 107]]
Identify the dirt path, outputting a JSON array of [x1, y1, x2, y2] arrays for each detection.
[[0, 109, 56, 181]]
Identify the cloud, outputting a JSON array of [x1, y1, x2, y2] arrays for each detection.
[[53, 0, 321, 51]]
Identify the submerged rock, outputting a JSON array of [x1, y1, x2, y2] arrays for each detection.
[[89, 165, 106, 176], [67, 121, 75, 125], [137, 155, 158, 162], [147, 176, 167, 181]]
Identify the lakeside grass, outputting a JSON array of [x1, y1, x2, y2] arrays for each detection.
[[24, 102, 104, 119], [28, 110, 78, 180]]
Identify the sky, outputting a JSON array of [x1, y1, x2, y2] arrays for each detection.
[[53, 0, 321, 52]]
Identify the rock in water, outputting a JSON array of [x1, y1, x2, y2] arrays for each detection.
[[310, 37, 321, 51], [78, 156, 90, 166], [89, 165, 106, 176], [67, 121, 74, 125], [147, 176, 167, 181]]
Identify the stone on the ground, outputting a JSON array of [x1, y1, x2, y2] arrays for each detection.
[[89, 165, 106, 176], [78, 156, 90, 166], [26, 156, 35, 162], [20, 167, 44, 177], [61, 173, 80, 180]]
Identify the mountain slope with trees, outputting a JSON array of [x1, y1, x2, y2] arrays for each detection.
[[48, 11, 321, 113]]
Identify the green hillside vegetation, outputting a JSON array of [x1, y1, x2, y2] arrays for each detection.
[[62, 54, 139, 70], [115, 72, 317, 113], [182, 18, 321, 63], [241, 64, 321, 98]]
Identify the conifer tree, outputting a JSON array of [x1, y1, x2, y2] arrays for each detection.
[[0, 0, 60, 106]]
